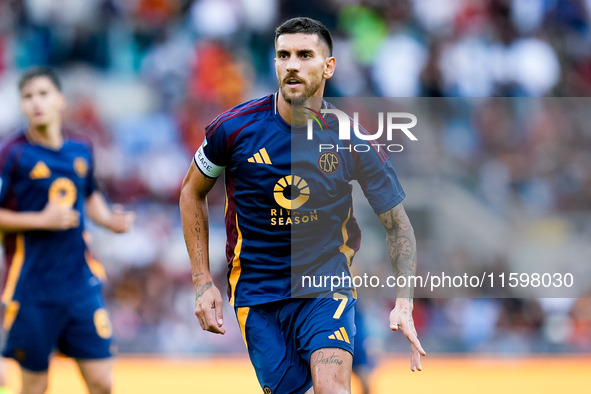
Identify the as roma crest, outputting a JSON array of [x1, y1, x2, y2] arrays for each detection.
[[74, 157, 88, 177], [318, 152, 339, 174]]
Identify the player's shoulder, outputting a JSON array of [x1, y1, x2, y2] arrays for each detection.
[[322, 100, 342, 129], [63, 135, 93, 154], [0, 132, 29, 161], [205, 94, 274, 137], [321, 100, 357, 134], [323, 101, 390, 165]]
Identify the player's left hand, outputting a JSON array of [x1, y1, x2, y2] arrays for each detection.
[[108, 204, 135, 233], [389, 298, 426, 371]]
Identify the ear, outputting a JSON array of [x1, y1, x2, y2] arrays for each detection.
[[323, 57, 336, 80], [274, 57, 281, 81], [58, 92, 67, 111]]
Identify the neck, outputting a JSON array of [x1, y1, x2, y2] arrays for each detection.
[[27, 123, 63, 150], [277, 88, 325, 126]]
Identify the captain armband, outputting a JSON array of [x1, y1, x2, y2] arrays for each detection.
[[194, 143, 225, 178]]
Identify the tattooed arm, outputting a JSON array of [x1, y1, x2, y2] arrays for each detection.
[[378, 202, 417, 299], [378, 203, 426, 370], [179, 161, 226, 334]]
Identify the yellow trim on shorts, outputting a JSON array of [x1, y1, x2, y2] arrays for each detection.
[[2, 233, 25, 304], [236, 307, 250, 348]]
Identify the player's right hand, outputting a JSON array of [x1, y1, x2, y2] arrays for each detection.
[[194, 280, 226, 335], [40, 201, 80, 230], [107, 204, 135, 233]]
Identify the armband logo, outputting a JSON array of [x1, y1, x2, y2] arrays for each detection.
[[194, 145, 224, 178]]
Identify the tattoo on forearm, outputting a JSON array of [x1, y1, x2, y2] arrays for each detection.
[[191, 212, 203, 239], [379, 205, 411, 232], [380, 205, 417, 298], [313, 351, 343, 367], [393, 235, 413, 260], [195, 281, 213, 301], [186, 208, 210, 275], [183, 201, 212, 292], [194, 249, 203, 264]]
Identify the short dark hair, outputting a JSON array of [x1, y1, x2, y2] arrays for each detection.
[[275, 17, 333, 56], [18, 66, 62, 91]]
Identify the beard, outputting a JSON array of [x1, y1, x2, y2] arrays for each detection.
[[279, 76, 322, 107], [289, 96, 307, 107]]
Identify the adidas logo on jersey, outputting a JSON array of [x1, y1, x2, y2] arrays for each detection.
[[247, 148, 272, 165], [29, 161, 51, 179], [328, 327, 350, 344]]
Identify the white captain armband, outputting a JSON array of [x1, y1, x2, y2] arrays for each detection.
[[194, 143, 225, 178]]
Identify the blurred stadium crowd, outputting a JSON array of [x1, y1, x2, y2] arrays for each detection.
[[0, 0, 590, 356]]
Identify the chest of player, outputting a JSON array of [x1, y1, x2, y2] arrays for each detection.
[[228, 126, 355, 212], [13, 145, 90, 210]]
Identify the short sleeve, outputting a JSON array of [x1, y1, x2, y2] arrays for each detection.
[[194, 121, 231, 178], [0, 146, 16, 207], [85, 146, 97, 197], [352, 138, 405, 214]]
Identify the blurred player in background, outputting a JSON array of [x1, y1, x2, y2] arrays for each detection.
[[0, 276, 12, 393], [180, 17, 424, 393], [0, 67, 134, 394]]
